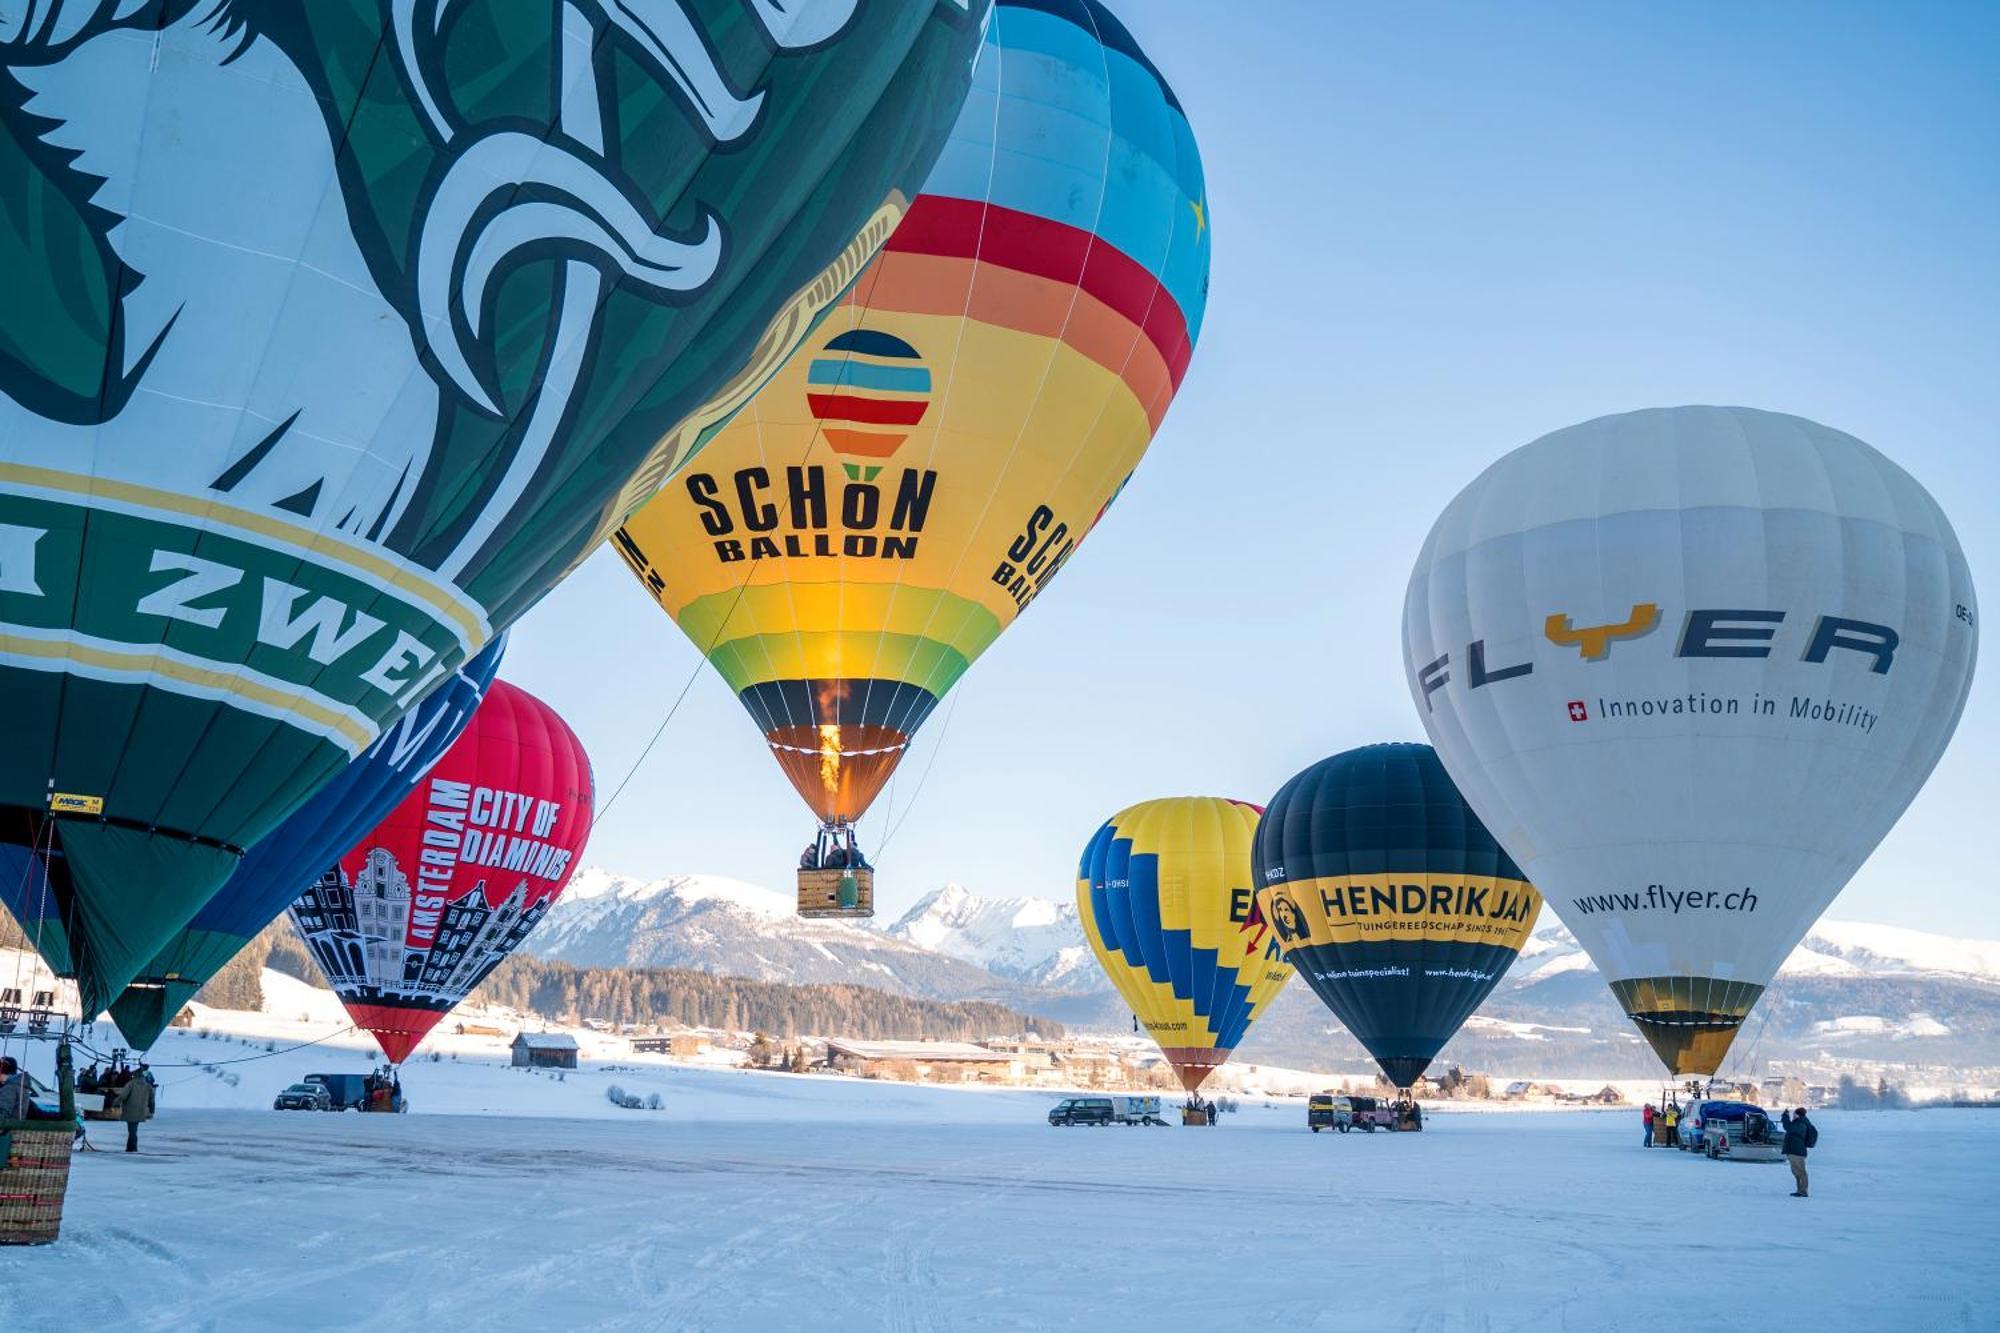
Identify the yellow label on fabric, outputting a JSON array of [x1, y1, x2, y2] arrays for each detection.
[[48, 791, 104, 815], [1259, 875, 1542, 950]]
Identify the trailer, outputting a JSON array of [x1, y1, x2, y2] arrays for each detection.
[[1109, 1095, 1166, 1125]]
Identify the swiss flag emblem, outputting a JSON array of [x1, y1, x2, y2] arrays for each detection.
[[1567, 700, 1588, 722]]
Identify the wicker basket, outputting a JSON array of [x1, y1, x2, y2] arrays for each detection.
[[0, 1121, 75, 1245], [797, 867, 874, 918]]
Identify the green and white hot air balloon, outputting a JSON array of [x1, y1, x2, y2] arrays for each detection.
[[0, 0, 987, 1015]]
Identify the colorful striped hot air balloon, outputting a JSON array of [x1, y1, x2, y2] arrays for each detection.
[[1077, 798, 1291, 1095], [614, 0, 1209, 896]]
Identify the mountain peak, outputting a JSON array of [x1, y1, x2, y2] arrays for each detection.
[[885, 884, 1088, 987]]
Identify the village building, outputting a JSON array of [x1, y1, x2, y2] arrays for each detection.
[[824, 1038, 1017, 1083], [510, 1032, 580, 1069]]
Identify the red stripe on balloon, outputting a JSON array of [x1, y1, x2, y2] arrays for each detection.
[[886, 195, 1193, 388], [806, 393, 931, 426]]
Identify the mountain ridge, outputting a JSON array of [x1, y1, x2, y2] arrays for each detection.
[[521, 869, 2000, 1076]]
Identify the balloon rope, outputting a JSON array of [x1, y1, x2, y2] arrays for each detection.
[[594, 571, 760, 824], [2, 818, 61, 1064], [872, 686, 964, 862], [69, 1024, 362, 1071]]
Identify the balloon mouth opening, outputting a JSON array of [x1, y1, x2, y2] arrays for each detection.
[[1160, 1047, 1229, 1093], [1612, 976, 1763, 1076], [767, 724, 907, 821]]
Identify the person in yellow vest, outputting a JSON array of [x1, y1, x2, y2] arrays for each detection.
[[1663, 1100, 1681, 1148]]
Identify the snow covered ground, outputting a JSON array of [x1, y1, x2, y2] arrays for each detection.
[[1, 1039, 1995, 1331]]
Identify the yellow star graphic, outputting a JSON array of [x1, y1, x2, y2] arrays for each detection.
[[1189, 196, 1207, 239]]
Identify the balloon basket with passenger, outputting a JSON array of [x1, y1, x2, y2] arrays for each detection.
[[0, 1036, 79, 1246], [797, 823, 874, 919]]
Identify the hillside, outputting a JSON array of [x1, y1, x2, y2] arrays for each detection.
[[526, 870, 2000, 1079], [468, 954, 1063, 1041]]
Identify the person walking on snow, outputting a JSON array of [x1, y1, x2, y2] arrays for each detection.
[[1641, 1102, 1656, 1146], [1781, 1107, 1818, 1197], [116, 1068, 155, 1152]]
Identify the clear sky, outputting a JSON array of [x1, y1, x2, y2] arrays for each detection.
[[503, 1, 1999, 935]]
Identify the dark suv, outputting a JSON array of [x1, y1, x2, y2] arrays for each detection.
[[1048, 1096, 1114, 1126]]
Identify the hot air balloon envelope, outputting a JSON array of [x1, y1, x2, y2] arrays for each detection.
[[614, 0, 1210, 828], [1077, 798, 1290, 1093], [289, 680, 593, 1063], [1404, 407, 1977, 1075], [1253, 744, 1541, 1090], [0, 0, 985, 1014]]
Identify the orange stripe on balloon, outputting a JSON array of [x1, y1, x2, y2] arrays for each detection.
[[822, 428, 909, 458], [845, 253, 1173, 431]]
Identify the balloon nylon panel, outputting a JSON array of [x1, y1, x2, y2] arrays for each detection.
[[1076, 796, 1289, 1093]]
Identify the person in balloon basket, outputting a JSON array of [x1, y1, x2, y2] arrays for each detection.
[[0, 1055, 33, 1120], [115, 1066, 156, 1152], [1781, 1108, 1818, 1197], [1641, 1102, 1656, 1146]]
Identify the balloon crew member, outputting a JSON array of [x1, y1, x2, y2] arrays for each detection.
[[1642, 1102, 1656, 1146], [1781, 1108, 1818, 1197], [116, 1064, 156, 1152], [1663, 1100, 1680, 1148]]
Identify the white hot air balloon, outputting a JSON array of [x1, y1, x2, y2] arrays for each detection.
[[1403, 406, 1978, 1075]]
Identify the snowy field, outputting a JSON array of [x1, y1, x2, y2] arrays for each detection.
[[2, 1043, 1995, 1332]]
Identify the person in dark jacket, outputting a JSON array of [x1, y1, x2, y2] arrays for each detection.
[[1781, 1107, 1818, 1196], [116, 1071, 156, 1152], [0, 1055, 32, 1120]]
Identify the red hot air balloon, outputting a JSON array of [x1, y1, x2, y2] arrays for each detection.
[[289, 681, 592, 1064]]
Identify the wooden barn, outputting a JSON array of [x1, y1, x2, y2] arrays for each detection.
[[510, 1032, 580, 1070]]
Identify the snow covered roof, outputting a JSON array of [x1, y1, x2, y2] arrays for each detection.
[[824, 1039, 1009, 1063], [512, 1032, 580, 1051]]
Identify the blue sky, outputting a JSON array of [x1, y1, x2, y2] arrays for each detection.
[[505, 1, 1999, 935]]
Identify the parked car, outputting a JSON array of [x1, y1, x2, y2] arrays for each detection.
[[1108, 1095, 1166, 1125], [1684, 1099, 1784, 1162], [303, 1073, 371, 1111], [1348, 1095, 1396, 1131], [274, 1082, 332, 1111], [1308, 1093, 1353, 1132], [1048, 1096, 1115, 1126]]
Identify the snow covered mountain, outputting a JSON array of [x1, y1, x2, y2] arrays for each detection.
[[524, 869, 1109, 1022], [884, 885, 1096, 988], [1510, 919, 2000, 986], [524, 870, 2000, 1075]]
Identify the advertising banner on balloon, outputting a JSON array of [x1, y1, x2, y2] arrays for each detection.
[[0, 1, 986, 1013], [290, 682, 593, 1063], [1404, 407, 1977, 1074]]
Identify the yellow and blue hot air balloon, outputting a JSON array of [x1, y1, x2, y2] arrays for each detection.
[[1077, 798, 1291, 1094]]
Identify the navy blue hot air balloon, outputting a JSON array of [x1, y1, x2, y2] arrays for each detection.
[[1252, 744, 1543, 1090], [79, 637, 505, 1048]]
